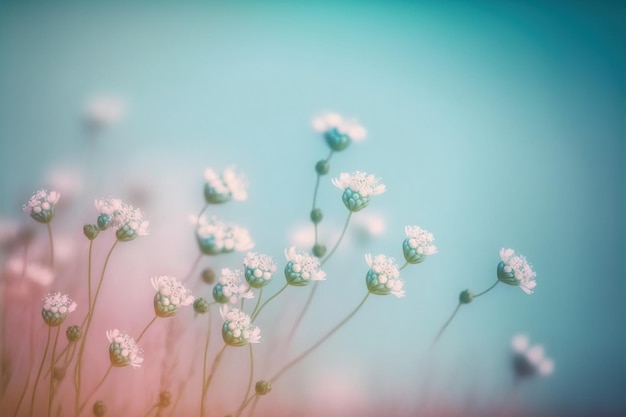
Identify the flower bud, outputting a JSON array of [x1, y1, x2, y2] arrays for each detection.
[[312, 244, 326, 258], [459, 289, 474, 304], [341, 188, 370, 212], [310, 208, 323, 224], [201, 268, 216, 285], [83, 224, 100, 240], [324, 128, 351, 151], [255, 380, 272, 395], [193, 298, 210, 314], [315, 160, 330, 175], [66, 325, 82, 342], [93, 400, 107, 417]]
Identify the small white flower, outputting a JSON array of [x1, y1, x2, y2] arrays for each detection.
[[42, 292, 77, 326], [106, 329, 144, 368], [204, 166, 248, 203], [511, 333, 554, 378], [85, 96, 126, 127], [214, 268, 253, 304], [94, 198, 149, 240], [499, 248, 537, 294], [284, 246, 326, 285], [23, 189, 60, 223], [312, 112, 367, 142], [365, 254, 404, 298], [151, 275, 194, 312], [332, 171, 386, 197], [220, 306, 261, 346], [196, 216, 254, 255], [402, 225, 437, 264]]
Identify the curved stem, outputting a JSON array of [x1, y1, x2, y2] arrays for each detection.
[[142, 404, 158, 417], [250, 288, 263, 318], [48, 327, 61, 417], [28, 326, 51, 417], [235, 344, 255, 417], [182, 252, 203, 284], [474, 280, 499, 298], [200, 309, 212, 417], [79, 365, 112, 414], [136, 316, 158, 343], [434, 302, 462, 344], [46, 222, 55, 269], [399, 261, 409, 271], [320, 211, 352, 266], [74, 239, 118, 417], [203, 344, 228, 399], [270, 292, 370, 383], [251, 284, 288, 322], [284, 281, 318, 350], [197, 204, 209, 223]]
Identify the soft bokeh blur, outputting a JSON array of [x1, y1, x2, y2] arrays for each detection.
[[0, 0, 624, 416]]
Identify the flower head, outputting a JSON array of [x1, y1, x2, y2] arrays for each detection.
[[213, 268, 253, 304], [365, 254, 404, 298], [204, 167, 247, 204], [332, 171, 385, 212], [220, 306, 261, 346], [94, 198, 149, 241], [106, 329, 143, 368], [511, 334, 554, 378], [41, 292, 77, 326], [85, 95, 126, 128], [402, 225, 437, 264], [23, 189, 60, 224], [196, 216, 254, 255], [151, 275, 194, 318], [312, 112, 367, 151], [497, 248, 536, 294], [243, 252, 277, 288], [284, 246, 326, 286]]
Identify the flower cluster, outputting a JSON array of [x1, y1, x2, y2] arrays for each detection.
[[94, 198, 149, 241], [204, 167, 248, 204], [365, 254, 404, 298], [23, 189, 60, 224], [284, 246, 326, 286], [213, 268, 253, 304], [196, 216, 254, 255], [220, 306, 261, 346], [402, 225, 437, 264], [312, 113, 367, 151], [243, 252, 277, 288], [511, 334, 554, 378], [41, 292, 77, 327], [332, 171, 386, 212], [106, 329, 144, 368], [151, 275, 194, 318], [497, 248, 537, 294]]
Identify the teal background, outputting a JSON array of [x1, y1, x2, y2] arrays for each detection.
[[0, 0, 624, 415]]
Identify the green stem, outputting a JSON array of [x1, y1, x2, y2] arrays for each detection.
[[182, 252, 203, 284], [235, 344, 255, 417], [474, 280, 499, 298], [28, 326, 52, 417], [74, 239, 118, 417], [79, 365, 112, 414], [251, 284, 288, 321], [399, 261, 409, 271], [200, 309, 212, 417], [46, 222, 55, 268], [203, 344, 228, 401], [48, 327, 61, 417], [250, 288, 263, 318], [312, 150, 333, 247], [197, 204, 209, 223], [136, 316, 158, 343], [320, 211, 352, 266], [434, 302, 462, 344]]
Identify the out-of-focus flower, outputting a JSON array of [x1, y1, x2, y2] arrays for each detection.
[[94, 198, 149, 241], [196, 216, 254, 255], [312, 112, 367, 151], [106, 329, 143, 368], [511, 334, 554, 378], [402, 225, 437, 264], [151, 275, 194, 318], [284, 246, 326, 286], [497, 248, 536, 294], [365, 254, 404, 298], [220, 306, 261, 346], [213, 268, 253, 304], [41, 292, 77, 327], [23, 189, 60, 224], [204, 167, 248, 204], [332, 171, 385, 212], [85, 96, 126, 128], [93, 400, 107, 417], [243, 252, 277, 288], [5, 257, 54, 286], [46, 168, 83, 203]]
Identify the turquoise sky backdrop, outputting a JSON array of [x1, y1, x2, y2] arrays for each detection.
[[0, 1, 624, 416]]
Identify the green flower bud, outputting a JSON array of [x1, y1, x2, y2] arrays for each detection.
[[315, 160, 330, 175], [83, 224, 100, 240], [255, 380, 272, 395], [324, 128, 351, 151], [310, 208, 323, 224], [93, 400, 107, 417], [193, 298, 210, 314], [459, 289, 474, 304], [66, 325, 82, 342], [202, 268, 216, 285], [312, 244, 326, 258]]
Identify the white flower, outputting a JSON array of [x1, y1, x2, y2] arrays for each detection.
[[106, 329, 144, 368], [312, 112, 367, 141], [94, 198, 149, 240], [85, 96, 126, 127], [196, 216, 254, 255], [214, 268, 253, 304], [151, 275, 194, 316], [23, 189, 60, 223], [402, 225, 437, 264], [204, 166, 248, 203], [41, 292, 77, 326], [220, 306, 261, 345], [332, 171, 386, 197], [365, 254, 404, 298], [499, 248, 537, 294], [511, 333, 554, 378], [284, 246, 326, 283], [243, 252, 277, 288]]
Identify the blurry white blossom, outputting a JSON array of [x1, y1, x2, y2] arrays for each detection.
[[497, 248, 537, 294]]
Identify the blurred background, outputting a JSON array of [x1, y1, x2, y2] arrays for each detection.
[[0, 0, 624, 416]]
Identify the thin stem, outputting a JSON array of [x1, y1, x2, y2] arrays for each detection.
[[203, 344, 228, 401], [311, 150, 333, 246], [182, 252, 203, 284], [79, 365, 112, 414], [250, 287, 263, 318], [251, 284, 288, 321], [197, 204, 209, 223], [28, 326, 52, 417], [13, 307, 37, 417], [142, 404, 158, 417], [87, 240, 94, 317], [48, 327, 61, 417], [474, 280, 499, 298], [399, 261, 409, 271], [271, 292, 370, 383], [238, 393, 259, 417], [200, 309, 212, 417], [46, 222, 55, 268], [235, 344, 255, 417], [74, 239, 118, 417], [320, 211, 352, 266], [284, 281, 318, 349], [434, 303, 462, 344], [136, 316, 158, 343]]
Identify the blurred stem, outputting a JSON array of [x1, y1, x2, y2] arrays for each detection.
[[28, 326, 51, 417], [203, 344, 228, 405], [48, 327, 61, 417], [142, 404, 158, 417], [251, 283, 287, 321], [235, 344, 255, 417], [434, 302, 462, 344], [46, 222, 55, 269], [475, 280, 499, 298], [321, 211, 352, 266], [136, 316, 158, 343], [182, 252, 203, 284], [200, 309, 212, 417], [13, 307, 37, 417]]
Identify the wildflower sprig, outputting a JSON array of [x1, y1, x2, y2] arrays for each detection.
[[196, 216, 254, 255], [23, 189, 60, 224], [94, 198, 149, 241], [213, 268, 253, 304], [332, 171, 386, 213], [151, 275, 194, 318], [204, 167, 248, 204]]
